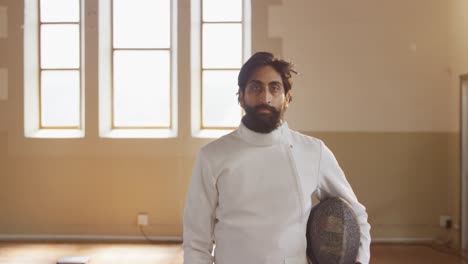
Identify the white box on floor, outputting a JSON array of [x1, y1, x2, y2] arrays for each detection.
[[57, 256, 90, 264]]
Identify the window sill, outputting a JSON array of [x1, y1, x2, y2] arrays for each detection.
[[101, 128, 177, 138], [25, 129, 84, 138]]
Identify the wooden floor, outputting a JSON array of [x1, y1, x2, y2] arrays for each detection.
[[0, 242, 466, 264]]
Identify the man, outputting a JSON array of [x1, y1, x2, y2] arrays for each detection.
[[183, 52, 371, 264]]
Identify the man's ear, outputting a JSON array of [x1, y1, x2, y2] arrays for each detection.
[[285, 91, 292, 105], [239, 91, 245, 107]]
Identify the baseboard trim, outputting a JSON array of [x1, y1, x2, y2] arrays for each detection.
[[0, 234, 434, 244], [372, 237, 435, 243], [0, 234, 182, 243]]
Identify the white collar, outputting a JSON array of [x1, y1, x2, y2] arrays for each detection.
[[237, 121, 289, 146]]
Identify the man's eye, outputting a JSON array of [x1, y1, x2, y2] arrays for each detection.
[[251, 85, 260, 90], [271, 86, 281, 92]]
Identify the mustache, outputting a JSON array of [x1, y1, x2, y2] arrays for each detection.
[[252, 104, 278, 113]]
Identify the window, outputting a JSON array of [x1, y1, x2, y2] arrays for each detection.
[[25, 0, 246, 139], [24, 0, 84, 138], [99, 0, 177, 138], [191, 0, 251, 137]]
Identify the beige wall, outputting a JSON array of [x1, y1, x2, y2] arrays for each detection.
[[0, 0, 464, 246], [270, 0, 453, 132]]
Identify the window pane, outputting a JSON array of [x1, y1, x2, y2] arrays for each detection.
[[202, 70, 242, 127], [41, 70, 80, 127], [203, 24, 242, 69], [203, 0, 242, 22], [113, 50, 170, 127], [113, 0, 170, 48], [41, 24, 80, 69], [40, 0, 80, 22]]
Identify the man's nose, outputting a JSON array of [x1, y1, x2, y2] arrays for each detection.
[[259, 89, 272, 104]]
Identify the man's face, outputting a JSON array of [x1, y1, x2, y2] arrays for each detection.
[[239, 65, 291, 133]]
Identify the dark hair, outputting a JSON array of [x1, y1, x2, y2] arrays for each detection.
[[237, 52, 297, 103]]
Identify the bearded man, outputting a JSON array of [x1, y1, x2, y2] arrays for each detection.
[[183, 52, 371, 264]]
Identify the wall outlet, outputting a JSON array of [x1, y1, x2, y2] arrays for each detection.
[[137, 213, 149, 226], [439, 215, 452, 229]]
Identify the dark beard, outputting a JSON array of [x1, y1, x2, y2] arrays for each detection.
[[242, 104, 282, 134]]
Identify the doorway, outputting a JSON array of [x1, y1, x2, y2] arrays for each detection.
[[461, 74, 468, 249]]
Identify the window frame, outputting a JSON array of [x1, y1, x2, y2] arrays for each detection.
[[24, 0, 85, 138], [99, 0, 178, 138], [191, 0, 251, 138]]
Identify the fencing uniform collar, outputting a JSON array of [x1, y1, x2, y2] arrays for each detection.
[[238, 121, 289, 146]]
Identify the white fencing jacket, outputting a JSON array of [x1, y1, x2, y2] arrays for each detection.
[[183, 122, 371, 264]]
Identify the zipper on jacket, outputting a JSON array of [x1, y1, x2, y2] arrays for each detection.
[[284, 143, 306, 218]]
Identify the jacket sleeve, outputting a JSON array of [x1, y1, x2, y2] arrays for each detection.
[[183, 150, 218, 264], [315, 141, 371, 264]]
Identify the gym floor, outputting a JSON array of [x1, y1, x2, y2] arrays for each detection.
[[0, 242, 467, 264]]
